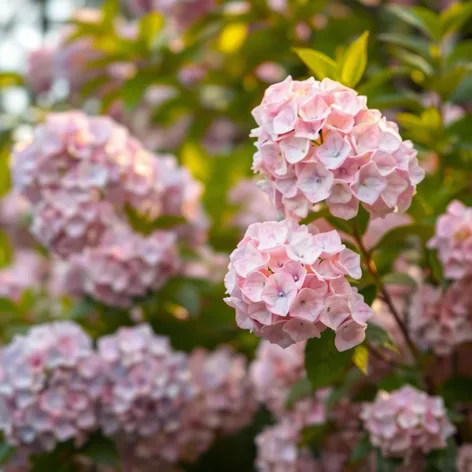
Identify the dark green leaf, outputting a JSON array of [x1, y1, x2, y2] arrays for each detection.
[[340, 31, 369, 87], [354, 206, 370, 236], [0, 442, 15, 465], [375, 449, 402, 472], [300, 423, 330, 448], [438, 376, 472, 403], [427, 438, 457, 472], [172, 281, 201, 317], [305, 330, 352, 391], [382, 272, 417, 289], [286, 378, 313, 408], [79, 432, 119, 467], [350, 433, 372, 464], [69, 298, 96, 320], [377, 373, 422, 392], [326, 368, 362, 410], [387, 5, 441, 40], [365, 323, 398, 353], [293, 48, 338, 81], [359, 285, 377, 306], [352, 344, 369, 375], [373, 224, 434, 252], [125, 205, 187, 235]]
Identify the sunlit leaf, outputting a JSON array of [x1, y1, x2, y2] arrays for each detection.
[[440, 2, 472, 37], [340, 31, 369, 88], [294, 48, 338, 81], [0, 72, 23, 88], [352, 344, 369, 375], [218, 23, 248, 54]]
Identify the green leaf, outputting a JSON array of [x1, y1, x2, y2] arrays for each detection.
[[0, 298, 21, 316], [326, 368, 362, 409], [387, 5, 441, 41], [125, 205, 186, 236], [359, 285, 377, 306], [340, 31, 369, 88], [101, 0, 119, 27], [392, 49, 434, 76], [294, 48, 338, 81], [440, 2, 472, 37], [300, 423, 330, 448], [305, 330, 352, 391], [365, 323, 398, 353], [79, 433, 119, 467], [120, 70, 157, 110], [378, 33, 430, 57], [286, 378, 313, 408], [438, 376, 472, 403], [0, 231, 13, 268], [352, 344, 369, 375], [350, 434, 372, 464], [69, 298, 96, 319], [138, 12, 165, 50], [382, 272, 417, 289], [0, 442, 15, 465], [427, 438, 457, 472], [0, 72, 24, 88], [172, 281, 201, 317], [377, 372, 421, 391], [375, 449, 402, 472], [354, 206, 370, 236], [373, 223, 434, 252], [430, 65, 472, 101]]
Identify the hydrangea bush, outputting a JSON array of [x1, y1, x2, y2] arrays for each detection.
[[0, 0, 471, 470]]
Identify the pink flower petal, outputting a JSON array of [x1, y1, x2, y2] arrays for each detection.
[[262, 272, 298, 316], [290, 288, 325, 322]]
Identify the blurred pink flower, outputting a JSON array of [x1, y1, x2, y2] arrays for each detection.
[[458, 444, 472, 472], [0, 322, 104, 451], [251, 76, 424, 220], [181, 245, 228, 284], [428, 200, 472, 280], [25, 47, 55, 95], [361, 385, 455, 459], [255, 62, 287, 84], [224, 219, 372, 350]]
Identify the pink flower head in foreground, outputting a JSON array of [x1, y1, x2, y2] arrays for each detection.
[[458, 444, 472, 472], [0, 322, 104, 451], [255, 421, 317, 472], [98, 324, 197, 464], [71, 226, 179, 307], [361, 385, 455, 458], [410, 280, 472, 356], [251, 76, 424, 220], [224, 219, 372, 350], [12, 111, 207, 257], [428, 200, 472, 280]]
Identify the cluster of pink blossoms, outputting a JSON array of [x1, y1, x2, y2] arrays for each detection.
[[458, 444, 472, 472], [251, 76, 424, 220], [410, 280, 472, 356], [361, 385, 455, 459], [0, 322, 104, 451], [428, 200, 472, 280], [224, 219, 372, 350]]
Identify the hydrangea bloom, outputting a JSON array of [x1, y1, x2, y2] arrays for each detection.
[[361, 385, 455, 458], [181, 245, 228, 284], [251, 76, 424, 220], [229, 179, 281, 230], [98, 325, 197, 464], [70, 226, 179, 307], [458, 444, 472, 472], [255, 421, 317, 472], [12, 111, 207, 257], [224, 219, 372, 350], [26, 47, 55, 95], [427, 200, 472, 280], [0, 322, 104, 451], [410, 281, 472, 356]]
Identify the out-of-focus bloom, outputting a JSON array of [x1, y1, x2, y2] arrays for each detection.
[[181, 245, 228, 284], [229, 179, 281, 230], [203, 118, 241, 155], [410, 280, 472, 356], [0, 250, 47, 301], [255, 421, 316, 472], [255, 62, 287, 84], [224, 219, 372, 350], [12, 111, 207, 257], [70, 227, 179, 307], [251, 76, 424, 220], [178, 64, 207, 86], [428, 200, 472, 280], [0, 322, 104, 451], [361, 385, 455, 459], [25, 47, 55, 95], [98, 324, 197, 464], [458, 444, 472, 472]]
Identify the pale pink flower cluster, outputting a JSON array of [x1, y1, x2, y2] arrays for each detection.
[[410, 280, 472, 356], [0, 250, 46, 301], [0, 322, 104, 451], [98, 324, 197, 464], [25, 47, 55, 96], [361, 385, 455, 458], [229, 179, 281, 231], [224, 219, 372, 350], [181, 245, 228, 284], [428, 200, 472, 280], [458, 444, 472, 472], [70, 227, 179, 307], [251, 76, 424, 220], [255, 421, 317, 472]]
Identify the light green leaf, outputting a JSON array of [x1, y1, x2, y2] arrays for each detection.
[[387, 5, 441, 40], [0, 72, 23, 88], [440, 2, 472, 37], [138, 12, 165, 50], [0, 232, 13, 269], [305, 331, 352, 391], [340, 31, 369, 88], [0, 298, 21, 316], [294, 48, 338, 81], [352, 344, 369, 375]]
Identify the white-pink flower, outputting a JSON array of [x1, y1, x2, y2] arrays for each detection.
[[224, 219, 372, 350], [251, 76, 424, 220], [361, 385, 455, 459], [458, 444, 472, 472]]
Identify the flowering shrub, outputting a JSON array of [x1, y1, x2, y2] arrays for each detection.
[[1, 0, 472, 469]]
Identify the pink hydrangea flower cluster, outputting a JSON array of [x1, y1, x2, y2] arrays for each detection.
[[224, 219, 372, 350], [69, 226, 179, 307], [255, 421, 317, 472], [410, 280, 472, 356], [229, 179, 281, 231], [25, 47, 55, 96], [0, 322, 104, 451], [428, 200, 472, 280], [12, 111, 207, 259], [361, 385, 455, 458], [458, 444, 472, 472], [250, 76, 424, 220], [98, 324, 197, 464]]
